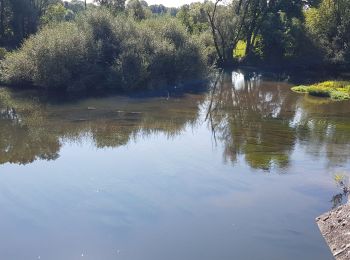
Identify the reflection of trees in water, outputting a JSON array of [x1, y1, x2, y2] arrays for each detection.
[[206, 71, 350, 170], [206, 71, 298, 170], [0, 89, 203, 165], [1, 72, 350, 168], [292, 96, 350, 168], [0, 93, 61, 164], [0, 120, 60, 164]]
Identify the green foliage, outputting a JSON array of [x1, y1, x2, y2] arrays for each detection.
[[197, 30, 217, 65], [40, 3, 69, 26], [126, 0, 150, 20], [176, 3, 208, 34], [233, 40, 246, 59], [291, 85, 309, 93], [292, 81, 350, 100], [305, 0, 350, 65], [94, 0, 126, 13], [65, 0, 86, 14], [0, 9, 208, 94], [0, 47, 7, 59], [149, 4, 177, 16], [1, 0, 349, 70], [258, 10, 309, 64]]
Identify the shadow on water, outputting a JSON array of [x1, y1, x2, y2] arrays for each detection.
[[1, 69, 350, 170]]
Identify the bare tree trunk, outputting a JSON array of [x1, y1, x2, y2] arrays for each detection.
[[207, 0, 224, 64]]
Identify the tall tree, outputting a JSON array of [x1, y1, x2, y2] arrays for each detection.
[[305, 0, 350, 64], [206, 0, 250, 66], [6, 0, 58, 44]]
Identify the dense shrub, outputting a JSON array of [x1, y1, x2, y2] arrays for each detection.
[[0, 9, 208, 94]]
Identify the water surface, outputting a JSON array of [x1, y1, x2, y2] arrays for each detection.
[[1, 71, 350, 260]]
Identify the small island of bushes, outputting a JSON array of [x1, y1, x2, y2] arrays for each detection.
[[292, 81, 350, 101], [0, 9, 208, 94]]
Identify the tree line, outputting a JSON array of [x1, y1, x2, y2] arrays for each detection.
[[177, 0, 350, 68], [0, 0, 179, 47], [1, 0, 350, 67]]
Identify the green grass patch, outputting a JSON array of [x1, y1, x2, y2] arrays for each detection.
[[291, 81, 350, 101], [233, 40, 246, 58]]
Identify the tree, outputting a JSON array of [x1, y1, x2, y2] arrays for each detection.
[[65, 0, 86, 14], [177, 2, 208, 34], [126, 0, 148, 20], [206, 0, 250, 66], [305, 0, 350, 65], [0, 0, 58, 45], [40, 3, 68, 25], [149, 4, 167, 15], [94, 0, 125, 12]]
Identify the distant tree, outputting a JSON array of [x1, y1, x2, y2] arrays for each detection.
[[126, 0, 148, 20], [149, 4, 167, 14], [41, 3, 68, 25], [64, 0, 86, 13], [7, 0, 58, 43], [94, 0, 125, 12], [167, 7, 178, 16], [177, 3, 208, 34]]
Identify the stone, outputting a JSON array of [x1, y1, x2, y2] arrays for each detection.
[[317, 204, 350, 260]]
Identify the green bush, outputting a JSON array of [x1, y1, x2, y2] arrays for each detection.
[[291, 85, 308, 93], [291, 81, 350, 101], [196, 31, 217, 65], [0, 9, 208, 94]]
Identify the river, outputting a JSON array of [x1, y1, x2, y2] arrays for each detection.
[[0, 70, 349, 259]]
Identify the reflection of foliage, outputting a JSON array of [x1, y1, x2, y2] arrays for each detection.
[[293, 96, 350, 167], [206, 71, 350, 170], [0, 88, 202, 165], [0, 89, 60, 164], [205, 71, 298, 170], [1, 70, 350, 170]]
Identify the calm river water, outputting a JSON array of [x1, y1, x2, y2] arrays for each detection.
[[0, 70, 349, 259]]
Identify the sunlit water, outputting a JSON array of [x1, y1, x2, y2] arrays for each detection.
[[1, 70, 350, 260]]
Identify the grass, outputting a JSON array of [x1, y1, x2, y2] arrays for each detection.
[[233, 40, 246, 59], [291, 81, 350, 101]]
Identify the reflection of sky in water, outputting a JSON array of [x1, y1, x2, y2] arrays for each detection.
[[0, 71, 349, 259], [231, 71, 245, 90], [0, 122, 338, 260]]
